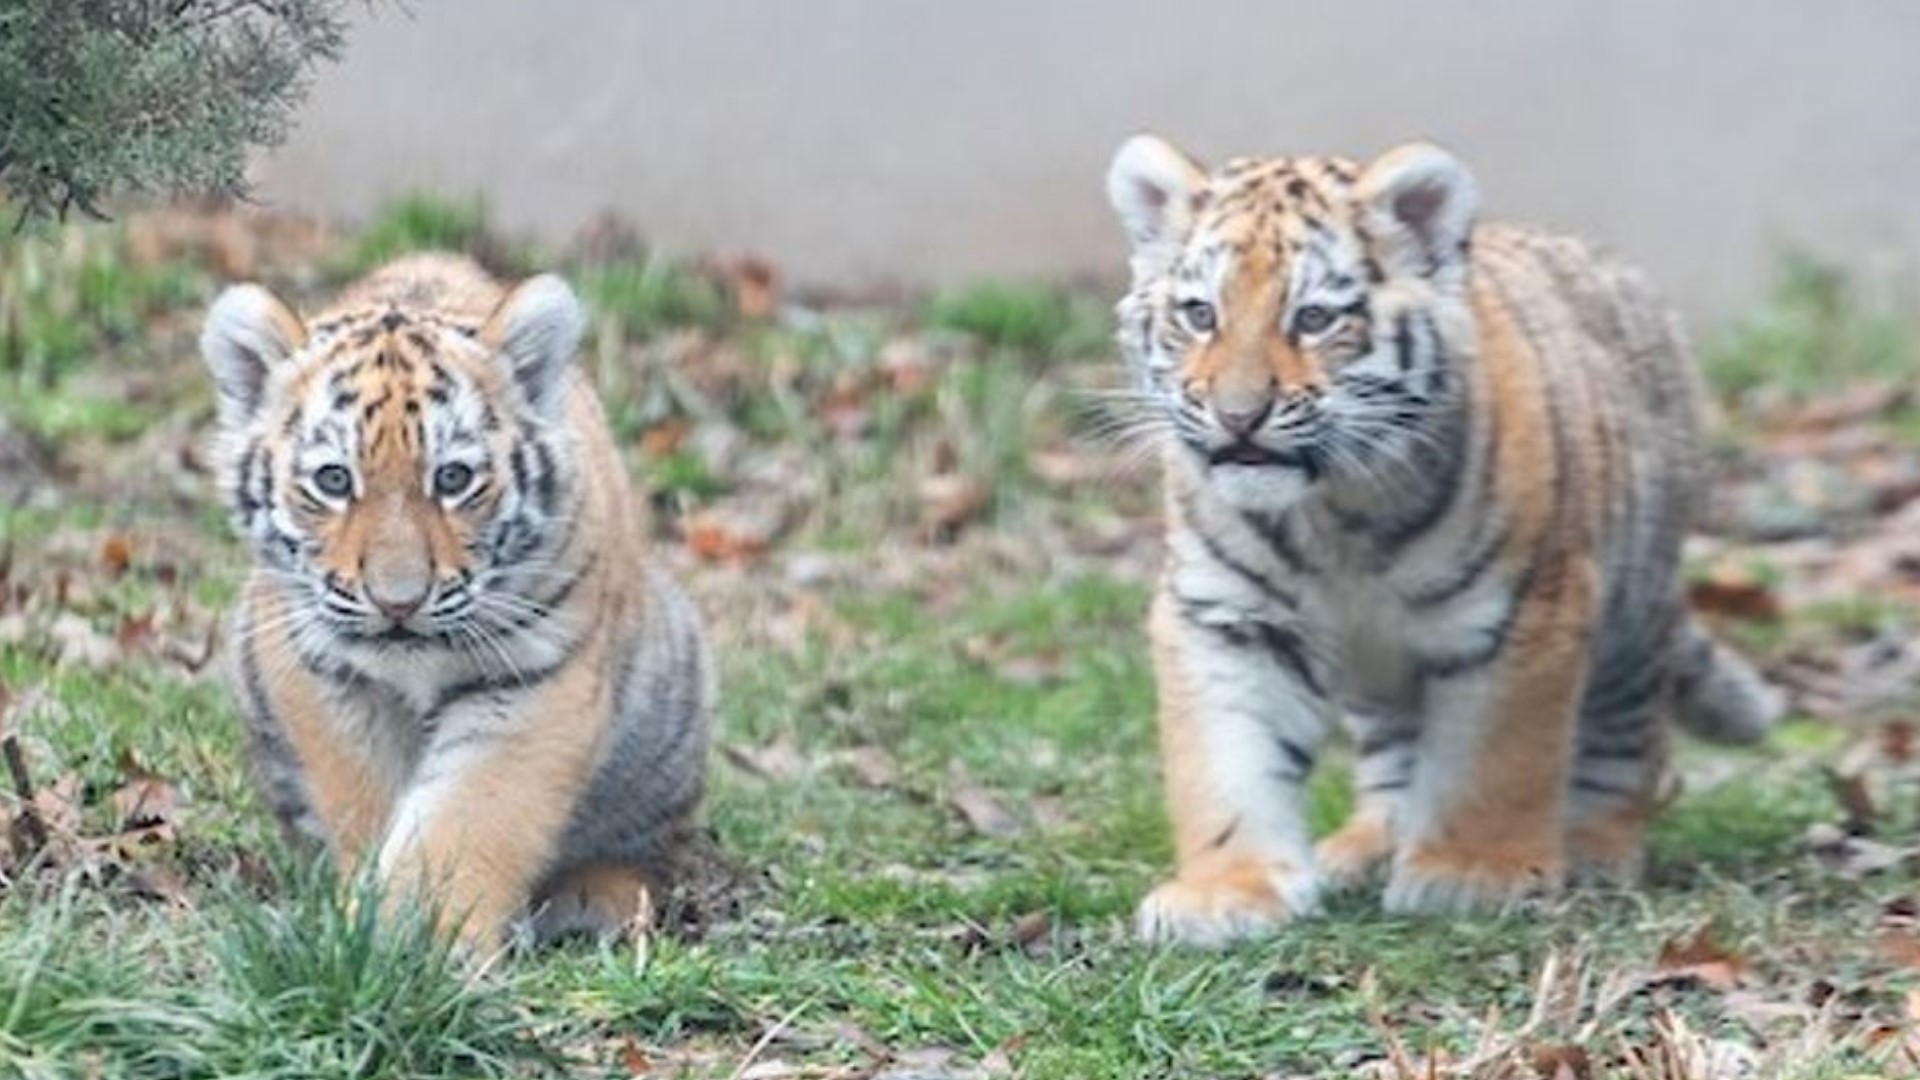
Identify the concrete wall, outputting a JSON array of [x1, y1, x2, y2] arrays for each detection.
[[256, 0, 1920, 319]]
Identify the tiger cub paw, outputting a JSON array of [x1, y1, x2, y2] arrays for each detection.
[[1315, 812, 1395, 888], [1382, 842, 1563, 916], [1566, 817, 1649, 885], [1136, 858, 1317, 947]]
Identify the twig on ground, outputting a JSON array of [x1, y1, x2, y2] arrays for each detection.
[[3, 729, 48, 856]]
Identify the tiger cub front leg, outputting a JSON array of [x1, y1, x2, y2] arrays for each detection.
[[1316, 705, 1416, 887], [1384, 563, 1596, 914], [1140, 591, 1329, 946], [375, 680, 599, 949]]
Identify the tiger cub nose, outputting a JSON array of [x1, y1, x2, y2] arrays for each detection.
[[367, 582, 428, 622], [1214, 396, 1275, 439]]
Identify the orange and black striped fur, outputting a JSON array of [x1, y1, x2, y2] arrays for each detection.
[[202, 254, 711, 948], [1104, 137, 1778, 945]]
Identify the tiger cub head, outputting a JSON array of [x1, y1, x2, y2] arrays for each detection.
[[1105, 135, 1479, 513], [200, 268, 585, 647]]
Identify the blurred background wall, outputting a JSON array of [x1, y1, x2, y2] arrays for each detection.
[[255, 0, 1920, 319]]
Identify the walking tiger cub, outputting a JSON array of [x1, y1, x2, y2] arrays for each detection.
[[202, 254, 712, 948], [1103, 136, 1778, 945]]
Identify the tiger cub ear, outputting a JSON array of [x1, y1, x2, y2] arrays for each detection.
[[1106, 134, 1208, 270], [483, 274, 585, 415], [200, 284, 309, 430], [1355, 142, 1479, 283]]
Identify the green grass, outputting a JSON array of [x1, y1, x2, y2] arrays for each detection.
[[335, 193, 516, 279], [0, 221, 1913, 1078], [0, 226, 204, 387], [1702, 249, 1920, 401], [925, 281, 1111, 357], [3, 548, 1905, 1077], [577, 255, 730, 339]]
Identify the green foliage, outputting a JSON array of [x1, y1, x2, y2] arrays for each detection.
[[925, 281, 1108, 356], [577, 255, 730, 338], [0, 889, 203, 1079], [336, 193, 510, 279], [0, 0, 363, 226], [1703, 250, 1920, 399], [203, 862, 549, 1079], [0, 229, 205, 386]]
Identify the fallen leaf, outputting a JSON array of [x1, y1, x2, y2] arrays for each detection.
[[831, 745, 901, 790], [918, 474, 991, 541], [1879, 720, 1915, 763], [1876, 928, 1920, 971], [1011, 910, 1052, 955], [1653, 928, 1750, 991], [1778, 381, 1913, 433], [99, 534, 134, 578], [115, 611, 158, 653], [617, 1034, 651, 1076], [718, 255, 779, 321], [110, 770, 182, 833], [1824, 766, 1880, 834], [683, 512, 774, 564], [721, 733, 807, 782], [639, 418, 692, 458], [1687, 570, 1783, 622], [1525, 1044, 1592, 1080], [947, 763, 1021, 838]]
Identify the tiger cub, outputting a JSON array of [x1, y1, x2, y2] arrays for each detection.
[[202, 253, 712, 948], [1103, 136, 1777, 945]]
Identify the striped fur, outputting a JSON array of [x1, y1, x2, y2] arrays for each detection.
[[1105, 137, 1778, 946], [202, 254, 712, 948]]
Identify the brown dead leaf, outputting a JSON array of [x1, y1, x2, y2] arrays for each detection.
[[99, 534, 134, 578], [1779, 381, 1913, 433], [617, 1034, 651, 1076], [1525, 1044, 1592, 1080], [1653, 928, 1750, 991], [111, 769, 182, 833], [947, 763, 1021, 838], [831, 745, 902, 790], [1686, 570, 1783, 622], [160, 622, 221, 674], [683, 511, 774, 564], [1879, 720, 1916, 763], [721, 732, 807, 782], [918, 474, 991, 541], [31, 771, 84, 841], [115, 611, 157, 654], [1011, 910, 1052, 956], [1824, 766, 1880, 834], [639, 418, 692, 458], [721, 255, 779, 321], [118, 862, 191, 908], [1876, 928, 1920, 971]]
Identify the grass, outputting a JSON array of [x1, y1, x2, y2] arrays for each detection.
[[1701, 248, 1920, 401], [925, 281, 1111, 357], [0, 205, 1914, 1078], [334, 193, 517, 280]]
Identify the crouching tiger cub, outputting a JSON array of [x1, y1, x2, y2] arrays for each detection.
[[1103, 136, 1778, 945], [202, 253, 712, 948]]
